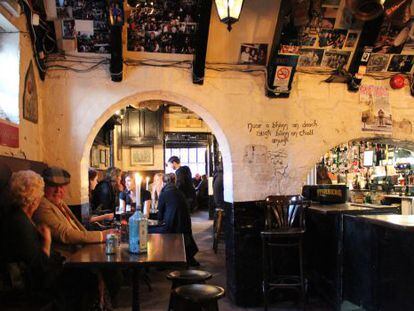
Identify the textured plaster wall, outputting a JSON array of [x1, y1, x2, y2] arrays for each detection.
[[0, 7, 44, 161], [42, 64, 414, 205]]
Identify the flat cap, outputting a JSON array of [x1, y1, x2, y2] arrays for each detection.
[[43, 166, 71, 186]]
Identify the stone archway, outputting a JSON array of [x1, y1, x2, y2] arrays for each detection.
[[79, 90, 233, 204]]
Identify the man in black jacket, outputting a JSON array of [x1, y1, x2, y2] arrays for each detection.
[[149, 173, 200, 267], [167, 156, 197, 211]]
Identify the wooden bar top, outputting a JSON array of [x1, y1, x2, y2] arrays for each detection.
[[64, 234, 187, 268], [358, 215, 414, 232], [384, 195, 414, 200], [309, 203, 373, 214], [349, 203, 400, 209]]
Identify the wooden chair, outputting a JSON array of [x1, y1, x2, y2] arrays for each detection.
[[261, 195, 309, 311], [212, 208, 224, 253]]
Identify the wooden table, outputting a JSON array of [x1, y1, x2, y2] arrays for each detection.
[[64, 234, 187, 311]]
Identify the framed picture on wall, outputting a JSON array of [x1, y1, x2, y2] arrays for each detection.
[[23, 61, 38, 123], [116, 125, 122, 161], [131, 147, 154, 166], [100, 149, 106, 165], [91, 145, 100, 168]]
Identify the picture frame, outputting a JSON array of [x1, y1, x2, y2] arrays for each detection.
[[100, 149, 107, 165], [90, 145, 100, 168], [131, 147, 154, 166], [23, 61, 38, 124], [116, 125, 122, 161]]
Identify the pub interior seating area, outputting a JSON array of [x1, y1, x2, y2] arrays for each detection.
[[4, 0, 414, 310]]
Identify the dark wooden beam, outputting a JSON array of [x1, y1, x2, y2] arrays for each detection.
[[348, 14, 384, 74], [266, 0, 293, 98], [110, 25, 123, 82], [193, 0, 213, 85]]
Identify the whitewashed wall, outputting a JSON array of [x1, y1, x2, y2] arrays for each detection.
[[42, 64, 414, 205], [5, 0, 414, 206]]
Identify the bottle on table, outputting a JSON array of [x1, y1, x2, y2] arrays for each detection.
[[128, 210, 148, 254]]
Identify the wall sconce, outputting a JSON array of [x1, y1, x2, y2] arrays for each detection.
[[214, 0, 244, 31]]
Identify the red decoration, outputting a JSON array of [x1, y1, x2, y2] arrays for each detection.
[[0, 121, 19, 148], [390, 74, 405, 89]]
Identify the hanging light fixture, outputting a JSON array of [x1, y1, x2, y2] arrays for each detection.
[[214, 0, 244, 31]]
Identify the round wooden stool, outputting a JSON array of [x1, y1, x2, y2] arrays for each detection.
[[166, 270, 212, 310], [174, 284, 225, 311]]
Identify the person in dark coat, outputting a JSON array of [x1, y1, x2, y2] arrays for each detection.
[[167, 156, 197, 211], [149, 173, 200, 267], [92, 167, 123, 213]]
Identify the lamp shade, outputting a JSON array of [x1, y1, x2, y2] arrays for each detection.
[[214, 0, 244, 31]]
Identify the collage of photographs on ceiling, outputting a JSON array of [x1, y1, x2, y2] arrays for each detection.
[[55, 0, 117, 54], [126, 0, 198, 54], [279, 0, 414, 74]]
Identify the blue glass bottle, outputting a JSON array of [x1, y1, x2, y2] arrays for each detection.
[[128, 210, 141, 253]]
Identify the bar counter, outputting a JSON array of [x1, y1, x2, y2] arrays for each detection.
[[343, 214, 414, 310], [306, 202, 400, 310], [359, 214, 414, 231]]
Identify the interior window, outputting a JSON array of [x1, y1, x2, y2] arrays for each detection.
[[165, 147, 207, 176], [0, 15, 19, 124]]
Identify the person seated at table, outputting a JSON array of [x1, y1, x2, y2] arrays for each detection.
[[119, 174, 151, 216], [33, 166, 122, 307], [33, 166, 115, 246], [92, 167, 124, 214], [150, 173, 200, 267], [0, 170, 98, 310], [89, 168, 113, 225]]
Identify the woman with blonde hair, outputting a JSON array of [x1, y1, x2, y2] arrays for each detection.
[[151, 173, 164, 212], [119, 174, 151, 216], [0, 170, 98, 310]]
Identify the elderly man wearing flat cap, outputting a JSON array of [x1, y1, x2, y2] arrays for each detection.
[[33, 166, 115, 245]]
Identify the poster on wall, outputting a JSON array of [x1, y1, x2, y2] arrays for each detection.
[[23, 61, 38, 124], [360, 85, 392, 134], [127, 0, 198, 54], [0, 120, 19, 148]]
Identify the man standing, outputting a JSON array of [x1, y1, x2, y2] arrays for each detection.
[[150, 173, 199, 267], [167, 156, 197, 211]]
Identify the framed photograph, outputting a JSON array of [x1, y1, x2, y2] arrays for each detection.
[[62, 20, 75, 39], [100, 149, 106, 164], [131, 147, 154, 166], [23, 61, 38, 123], [239, 43, 268, 65], [90, 145, 100, 168]]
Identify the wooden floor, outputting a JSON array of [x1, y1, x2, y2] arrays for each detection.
[[115, 210, 344, 311]]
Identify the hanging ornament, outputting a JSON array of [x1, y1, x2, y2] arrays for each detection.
[[390, 74, 405, 89]]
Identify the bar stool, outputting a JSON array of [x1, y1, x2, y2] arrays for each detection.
[[261, 195, 309, 311], [174, 284, 225, 311], [212, 208, 224, 253], [166, 270, 212, 311]]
